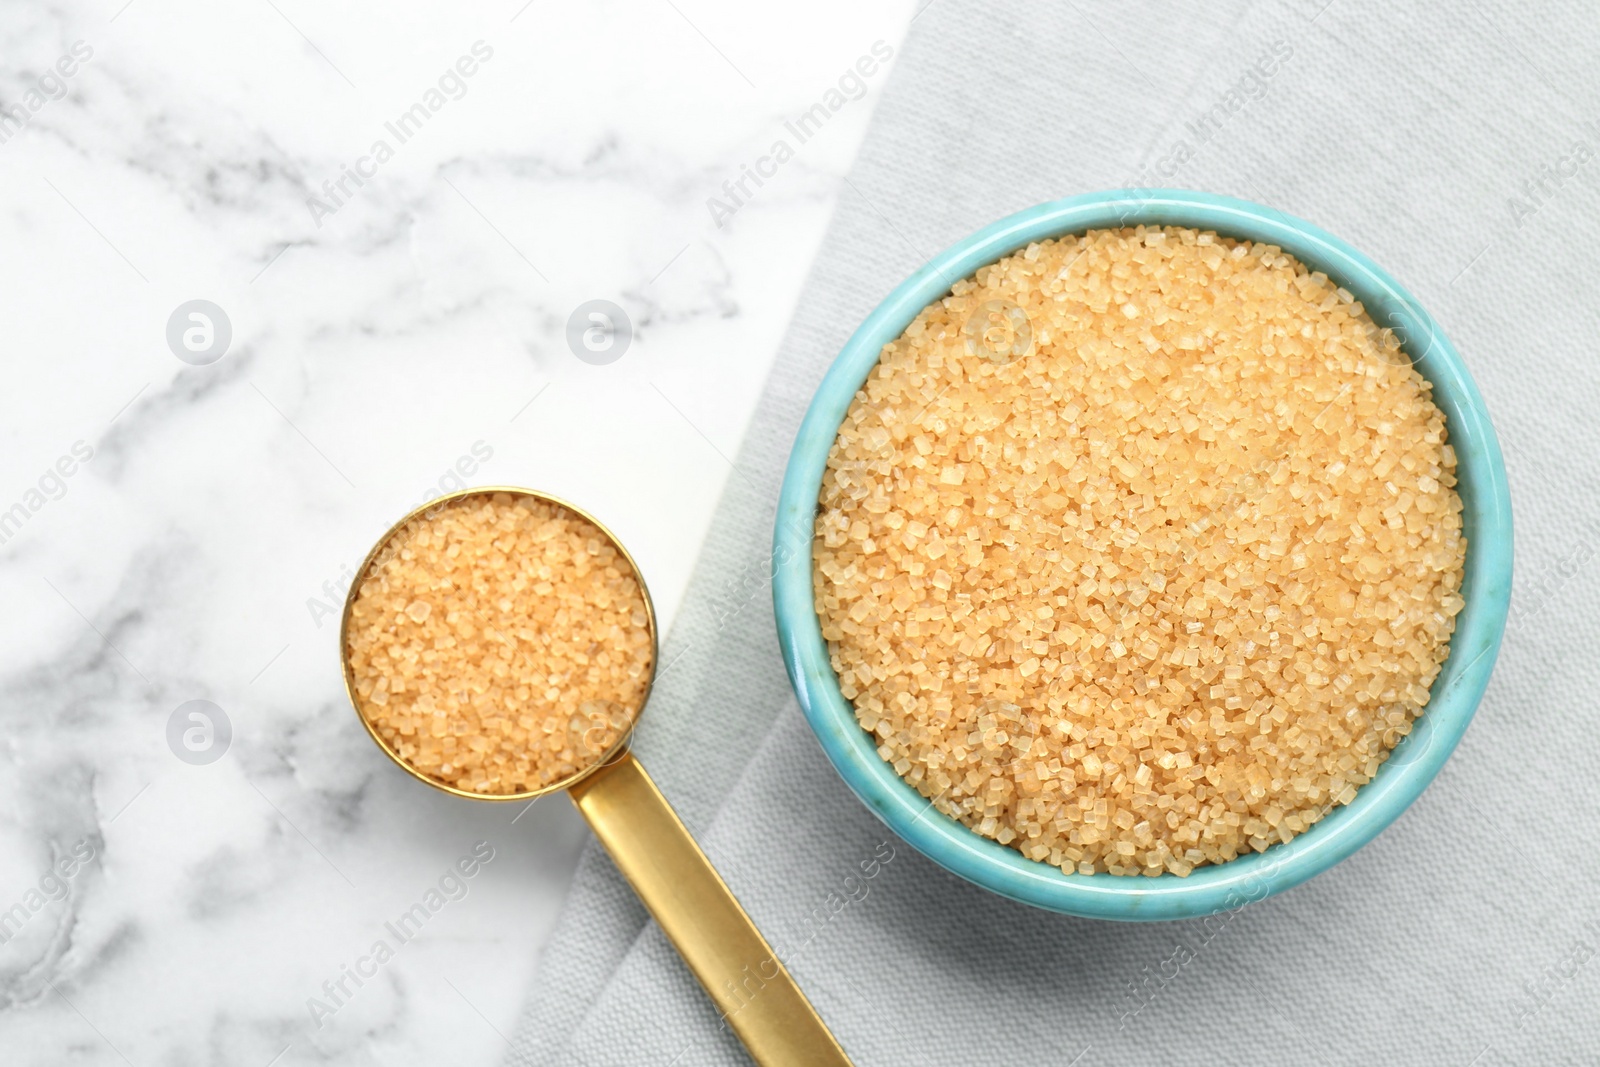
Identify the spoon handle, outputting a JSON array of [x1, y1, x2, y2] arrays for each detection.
[[568, 750, 854, 1067]]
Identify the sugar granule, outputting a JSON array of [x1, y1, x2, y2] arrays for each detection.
[[813, 226, 1467, 877], [346, 493, 653, 795]]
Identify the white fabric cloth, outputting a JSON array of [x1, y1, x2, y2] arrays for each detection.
[[507, 2, 1600, 1063]]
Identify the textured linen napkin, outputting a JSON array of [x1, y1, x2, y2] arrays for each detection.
[[507, 2, 1600, 1063]]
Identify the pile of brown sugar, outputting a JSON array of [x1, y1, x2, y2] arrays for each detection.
[[813, 226, 1466, 877], [346, 493, 653, 795]]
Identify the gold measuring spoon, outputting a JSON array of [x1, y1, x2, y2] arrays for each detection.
[[339, 486, 851, 1067]]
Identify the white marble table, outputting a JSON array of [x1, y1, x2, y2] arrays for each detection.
[[0, 1, 911, 1061]]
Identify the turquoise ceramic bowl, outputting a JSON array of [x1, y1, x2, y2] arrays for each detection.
[[772, 189, 1512, 921]]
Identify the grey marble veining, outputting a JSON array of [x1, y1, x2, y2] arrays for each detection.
[[0, 1, 912, 1062]]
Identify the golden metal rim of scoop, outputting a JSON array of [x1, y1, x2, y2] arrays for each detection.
[[338, 485, 661, 803]]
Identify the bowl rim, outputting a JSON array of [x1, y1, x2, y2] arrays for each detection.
[[771, 188, 1513, 921]]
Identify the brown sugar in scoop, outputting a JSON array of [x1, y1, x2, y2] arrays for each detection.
[[345, 492, 654, 795]]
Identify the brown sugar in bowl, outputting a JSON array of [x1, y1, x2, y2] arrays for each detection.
[[771, 191, 1513, 921]]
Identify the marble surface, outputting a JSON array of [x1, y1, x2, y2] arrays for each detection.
[[0, 1, 911, 1062]]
